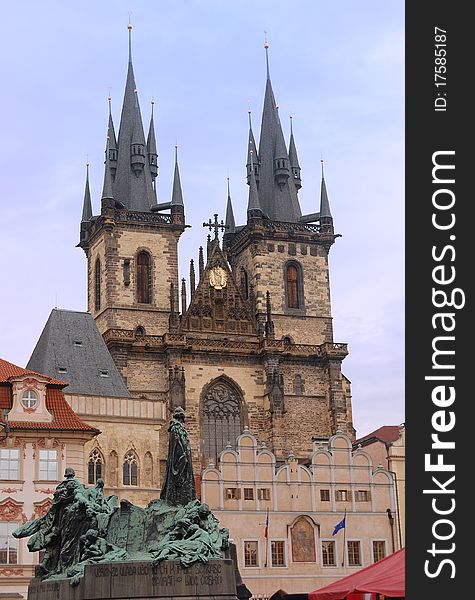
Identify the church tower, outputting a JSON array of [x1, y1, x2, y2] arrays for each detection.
[[223, 43, 353, 441], [77, 31, 354, 472], [78, 25, 186, 390]]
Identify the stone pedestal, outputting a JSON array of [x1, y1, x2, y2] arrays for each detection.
[[27, 559, 238, 600]]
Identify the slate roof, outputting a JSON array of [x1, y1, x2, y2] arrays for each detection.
[[0, 357, 98, 433], [27, 309, 130, 398]]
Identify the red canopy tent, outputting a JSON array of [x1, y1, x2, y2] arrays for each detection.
[[309, 548, 405, 600]]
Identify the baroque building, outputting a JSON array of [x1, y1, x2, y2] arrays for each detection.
[[0, 357, 98, 599]]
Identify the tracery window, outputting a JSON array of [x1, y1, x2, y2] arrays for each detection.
[[88, 449, 103, 485], [123, 450, 139, 486], [136, 251, 151, 304], [202, 380, 242, 465], [95, 258, 101, 311]]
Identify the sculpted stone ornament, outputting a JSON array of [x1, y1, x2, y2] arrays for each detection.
[[209, 266, 227, 289], [14, 409, 234, 593]]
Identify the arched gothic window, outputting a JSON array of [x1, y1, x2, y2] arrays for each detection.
[[136, 251, 151, 304], [95, 258, 101, 311], [123, 450, 139, 486], [202, 380, 242, 465], [88, 449, 104, 485], [285, 262, 303, 309]]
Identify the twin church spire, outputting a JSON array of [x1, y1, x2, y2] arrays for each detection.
[[81, 29, 332, 233], [240, 41, 332, 227]]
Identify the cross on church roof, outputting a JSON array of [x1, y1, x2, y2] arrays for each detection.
[[202, 214, 228, 239]]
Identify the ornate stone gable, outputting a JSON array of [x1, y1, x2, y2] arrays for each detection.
[[183, 240, 256, 336]]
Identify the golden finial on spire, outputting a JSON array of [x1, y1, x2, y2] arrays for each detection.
[[128, 11, 133, 29], [264, 30, 269, 49]]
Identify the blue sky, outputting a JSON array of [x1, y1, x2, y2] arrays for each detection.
[[0, 1, 404, 437]]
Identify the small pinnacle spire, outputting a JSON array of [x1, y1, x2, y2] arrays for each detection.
[[147, 99, 158, 181], [102, 138, 114, 201], [319, 159, 332, 219], [225, 178, 236, 233], [247, 151, 262, 216], [81, 163, 93, 222], [288, 115, 301, 190], [198, 246, 204, 279], [246, 111, 259, 185], [171, 145, 184, 206], [181, 278, 187, 314], [190, 259, 196, 295]]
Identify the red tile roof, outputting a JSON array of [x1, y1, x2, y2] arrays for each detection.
[[355, 425, 402, 447], [0, 357, 98, 433], [0, 357, 66, 386]]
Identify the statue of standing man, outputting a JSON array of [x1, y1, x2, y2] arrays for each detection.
[[160, 407, 196, 506]]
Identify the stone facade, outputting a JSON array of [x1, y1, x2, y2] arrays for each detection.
[[201, 430, 399, 596]]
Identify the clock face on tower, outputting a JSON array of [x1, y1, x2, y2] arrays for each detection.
[[209, 266, 227, 290]]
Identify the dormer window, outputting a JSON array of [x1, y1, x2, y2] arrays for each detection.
[[99, 370, 109, 378], [73, 340, 83, 347], [21, 390, 37, 409], [58, 367, 67, 375]]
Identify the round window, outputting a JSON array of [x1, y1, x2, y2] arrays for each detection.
[[22, 390, 38, 409]]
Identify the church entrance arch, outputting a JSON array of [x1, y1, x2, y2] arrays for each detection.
[[200, 377, 246, 466]]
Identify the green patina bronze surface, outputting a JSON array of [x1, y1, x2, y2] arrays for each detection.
[[13, 408, 229, 587]]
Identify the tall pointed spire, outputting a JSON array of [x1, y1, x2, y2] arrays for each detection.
[[113, 22, 156, 211], [288, 115, 301, 190], [225, 178, 236, 233], [171, 145, 184, 206], [256, 39, 301, 222], [81, 163, 93, 222], [147, 100, 158, 181]]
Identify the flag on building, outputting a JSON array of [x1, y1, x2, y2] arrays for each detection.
[[332, 514, 346, 536], [264, 507, 269, 539]]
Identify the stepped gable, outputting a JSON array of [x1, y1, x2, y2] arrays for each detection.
[[182, 240, 256, 336]]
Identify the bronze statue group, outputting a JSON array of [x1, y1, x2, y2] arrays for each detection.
[[13, 407, 229, 586]]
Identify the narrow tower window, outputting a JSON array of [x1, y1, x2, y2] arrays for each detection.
[[286, 263, 301, 309], [137, 251, 151, 304], [95, 258, 101, 311]]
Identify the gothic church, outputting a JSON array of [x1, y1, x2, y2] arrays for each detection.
[[28, 28, 355, 498]]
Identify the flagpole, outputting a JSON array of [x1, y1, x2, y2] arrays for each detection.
[[341, 508, 347, 568], [264, 507, 269, 567]]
